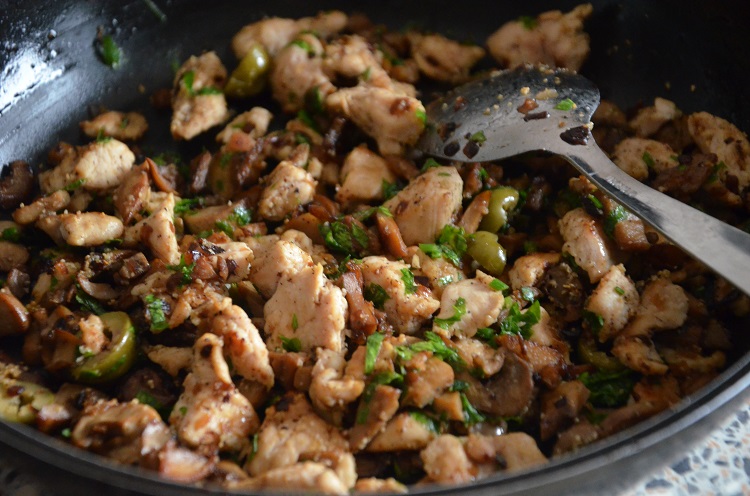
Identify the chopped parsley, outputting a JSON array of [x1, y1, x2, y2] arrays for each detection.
[[280, 336, 302, 352], [363, 283, 390, 310], [134, 390, 165, 414], [604, 205, 628, 237], [181, 70, 222, 96], [449, 380, 470, 392], [141, 0, 167, 22], [61, 428, 72, 438], [460, 392, 486, 425], [582, 310, 605, 335], [708, 161, 727, 183], [166, 255, 195, 287], [469, 131, 487, 144], [420, 158, 441, 172], [173, 197, 204, 215], [305, 86, 325, 114], [409, 411, 440, 434], [297, 109, 320, 132], [98, 35, 121, 68], [614, 286, 626, 296], [394, 331, 465, 370], [400, 268, 417, 294], [0, 226, 21, 243], [75, 290, 106, 315], [292, 314, 299, 331], [498, 300, 541, 340], [415, 108, 427, 125], [587, 194, 603, 211], [95, 129, 111, 144], [520, 286, 535, 303], [579, 369, 637, 408], [353, 206, 392, 222], [319, 220, 369, 257], [289, 38, 315, 54], [475, 327, 497, 344], [364, 332, 385, 374], [642, 151, 655, 168], [489, 278, 509, 292], [382, 180, 402, 200], [418, 224, 467, 267], [433, 297, 467, 329], [555, 98, 577, 111], [518, 15, 538, 30], [360, 67, 372, 81], [144, 294, 169, 333], [357, 371, 404, 424]]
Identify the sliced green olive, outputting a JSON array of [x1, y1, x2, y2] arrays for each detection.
[[479, 187, 520, 233], [224, 44, 270, 98], [467, 231, 507, 276], [577, 332, 625, 373], [0, 378, 54, 424], [70, 312, 136, 385]]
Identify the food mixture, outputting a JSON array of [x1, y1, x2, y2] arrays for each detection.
[[1, 4, 750, 494]]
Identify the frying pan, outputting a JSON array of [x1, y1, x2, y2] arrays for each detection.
[[1, 1, 750, 494]]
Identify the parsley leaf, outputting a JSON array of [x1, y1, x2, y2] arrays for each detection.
[[555, 98, 576, 111], [460, 392, 486, 425], [280, 336, 302, 352], [173, 197, 204, 215], [469, 131, 487, 144], [604, 205, 628, 237], [364, 332, 385, 374], [292, 314, 299, 331], [144, 295, 169, 333], [166, 255, 195, 287], [181, 70, 221, 96], [353, 206, 392, 222], [579, 369, 637, 408], [409, 411, 440, 433], [382, 180, 402, 200], [421, 158, 441, 173], [394, 331, 465, 371], [489, 278, 508, 292], [75, 290, 106, 315], [418, 224, 467, 267], [363, 283, 390, 310], [319, 221, 369, 257], [98, 35, 121, 68], [498, 300, 540, 340], [434, 297, 467, 330], [583, 309, 605, 335], [357, 371, 404, 424], [415, 108, 427, 125], [518, 15, 538, 30], [642, 151, 655, 168], [400, 268, 417, 294], [0, 226, 21, 243]]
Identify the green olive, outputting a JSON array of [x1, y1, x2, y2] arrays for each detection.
[[224, 44, 270, 98], [577, 332, 625, 373], [479, 187, 520, 233], [70, 312, 137, 385], [0, 379, 54, 424], [467, 231, 507, 276]]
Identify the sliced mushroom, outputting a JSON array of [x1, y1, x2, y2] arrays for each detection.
[[0, 291, 30, 337], [463, 348, 535, 417], [0, 160, 35, 210]]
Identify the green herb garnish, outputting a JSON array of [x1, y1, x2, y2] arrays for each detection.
[[166, 254, 195, 286], [363, 283, 390, 310], [469, 131, 487, 144], [518, 15, 538, 30], [498, 300, 540, 339], [604, 205, 628, 237], [75, 290, 106, 315], [642, 151, 655, 168], [400, 268, 417, 295], [98, 35, 122, 68], [364, 332, 385, 374], [433, 297, 467, 329], [144, 294, 169, 332], [555, 98, 576, 111], [280, 336, 302, 352], [579, 369, 637, 408]]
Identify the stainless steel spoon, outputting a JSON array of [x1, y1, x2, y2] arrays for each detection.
[[418, 65, 750, 296]]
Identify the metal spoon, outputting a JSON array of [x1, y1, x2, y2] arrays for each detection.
[[418, 65, 750, 296]]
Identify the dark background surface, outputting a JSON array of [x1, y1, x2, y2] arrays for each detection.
[[1, 1, 750, 495]]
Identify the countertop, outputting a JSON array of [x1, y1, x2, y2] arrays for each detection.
[[2, 400, 750, 495]]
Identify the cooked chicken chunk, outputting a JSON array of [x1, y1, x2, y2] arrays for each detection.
[[326, 85, 426, 155], [433, 272, 505, 339], [612, 138, 677, 181], [402, 356, 454, 408], [270, 33, 334, 113], [309, 348, 365, 423], [171, 52, 228, 140], [559, 208, 618, 284], [421, 435, 474, 484], [336, 145, 397, 207], [384, 166, 463, 246], [211, 304, 274, 389], [409, 33, 485, 84], [487, 4, 593, 71], [585, 264, 639, 342], [57, 212, 124, 247], [348, 385, 401, 452], [508, 252, 561, 290], [257, 160, 317, 222], [80, 111, 148, 141], [12, 190, 70, 225], [216, 107, 273, 144], [360, 256, 440, 334], [464, 432, 547, 472], [126, 193, 181, 265], [409, 246, 464, 298], [170, 333, 258, 454], [353, 478, 408, 494], [688, 111, 750, 192], [232, 11, 348, 59], [264, 264, 348, 352], [629, 98, 682, 138], [249, 239, 314, 298], [233, 462, 349, 495], [367, 412, 437, 452], [39, 139, 135, 194], [323, 35, 389, 87], [146, 345, 192, 377], [247, 393, 355, 489]]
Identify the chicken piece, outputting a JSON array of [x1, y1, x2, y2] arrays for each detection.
[[146, 345, 192, 377], [408, 33, 485, 84], [383, 166, 463, 246], [216, 107, 273, 144], [249, 239, 313, 299], [629, 98, 682, 138], [366, 412, 437, 452], [420, 435, 475, 484], [231, 11, 348, 59], [233, 462, 349, 495], [464, 433, 547, 472], [585, 264, 639, 342], [72, 399, 165, 465], [112, 165, 149, 225], [348, 385, 401, 452], [360, 256, 440, 334], [403, 356, 454, 408], [247, 393, 355, 489], [559, 208, 618, 284], [211, 304, 274, 389], [688, 111, 750, 192], [486, 4, 593, 71], [553, 421, 600, 455], [205, 241, 254, 282], [257, 162, 317, 222], [432, 271, 505, 339], [409, 246, 464, 298], [527, 306, 568, 354], [621, 278, 688, 338], [326, 85, 426, 155], [539, 381, 590, 441], [39, 139, 135, 194], [453, 338, 505, 377], [12, 190, 70, 226], [181, 202, 246, 235], [270, 33, 334, 113], [309, 348, 365, 423], [171, 52, 228, 140], [353, 478, 408, 494], [80, 111, 148, 141], [264, 264, 348, 353], [323, 35, 390, 87], [169, 333, 258, 454], [126, 193, 181, 265], [56, 212, 124, 247], [612, 138, 677, 181], [336, 145, 397, 207]]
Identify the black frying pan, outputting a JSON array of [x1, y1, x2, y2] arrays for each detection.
[[1, 1, 750, 494]]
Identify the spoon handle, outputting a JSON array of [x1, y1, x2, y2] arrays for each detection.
[[562, 142, 750, 296]]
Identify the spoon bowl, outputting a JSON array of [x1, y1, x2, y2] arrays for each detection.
[[418, 65, 750, 296]]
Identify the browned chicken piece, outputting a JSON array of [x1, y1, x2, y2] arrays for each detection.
[[309, 348, 365, 423], [80, 111, 148, 141], [231, 462, 349, 495], [336, 145, 398, 208], [216, 107, 273, 144], [56, 212, 124, 247], [124, 193, 181, 265], [612, 137, 677, 181], [486, 4, 593, 71], [558, 208, 618, 284], [629, 98, 682, 138], [366, 412, 438, 452], [464, 432, 547, 472], [584, 264, 639, 343], [169, 333, 258, 455], [539, 381, 590, 440], [348, 384, 401, 452], [171, 52, 228, 140], [432, 271, 505, 339], [421, 435, 475, 484], [249, 239, 314, 298], [408, 33, 485, 84], [688, 111, 750, 194], [353, 478, 408, 494]]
